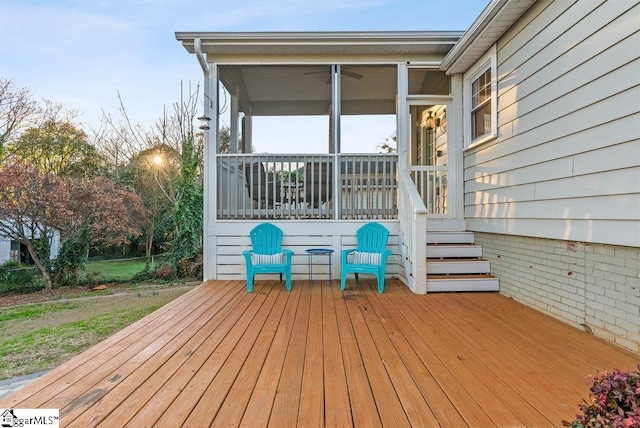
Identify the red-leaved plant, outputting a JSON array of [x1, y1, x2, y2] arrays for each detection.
[[564, 364, 640, 428]]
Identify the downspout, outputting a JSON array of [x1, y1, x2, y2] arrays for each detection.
[[194, 38, 218, 280], [194, 37, 208, 75]]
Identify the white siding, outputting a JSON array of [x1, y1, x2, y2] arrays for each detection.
[[209, 220, 401, 282], [463, 0, 640, 247], [0, 240, 10, 264]]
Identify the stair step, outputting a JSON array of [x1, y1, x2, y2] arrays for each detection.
[[426, 259, 491, 274], [426, 219, 466, 232], [427, 274, 500, 292], [427, 231, 475, 244], [427, 244, 483, 258]]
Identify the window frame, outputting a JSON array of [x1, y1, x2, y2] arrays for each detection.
[[463, 44, 497, 149]]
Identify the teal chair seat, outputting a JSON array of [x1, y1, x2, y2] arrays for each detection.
[[243, 223, 293, 292], [340, 222, 392, 293]]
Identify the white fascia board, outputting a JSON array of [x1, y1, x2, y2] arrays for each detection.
[[175, 31, 463, 55], [441, 0, 534, 74]]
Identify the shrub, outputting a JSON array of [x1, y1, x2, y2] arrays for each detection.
[[155, 263, 175, 280], [0, 260, 39, 294], [175, 255, 203, 280], [131, 267, 155, 282], [564, 364, 640, 428]]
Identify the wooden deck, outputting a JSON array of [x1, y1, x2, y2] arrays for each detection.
[[1, 279, 638, 427]]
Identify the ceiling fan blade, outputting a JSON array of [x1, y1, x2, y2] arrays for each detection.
[[342, 70, 363, 80], [304, 69, 330, 76], [304, 68, 364, 83]]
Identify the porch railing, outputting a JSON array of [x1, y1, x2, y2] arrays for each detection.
[[398, 169, 427, 293], [216, 154, 398, 220], [409, 166, 448, 217]]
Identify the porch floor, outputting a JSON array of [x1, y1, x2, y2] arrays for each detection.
[[1, 279, 638, 427]]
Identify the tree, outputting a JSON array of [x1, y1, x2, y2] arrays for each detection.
[[0, 161, 71, 289], [94, 82, 206, 276], [5, 119, 106, 178], [0, 161, 146, 288], [171, 134, 203, 271], [126, 145, 181, 266], [164, 87, 204, 272], [0, 78, 38, 160], [55, 176, 147, 285], [377, 131, 397, 153]]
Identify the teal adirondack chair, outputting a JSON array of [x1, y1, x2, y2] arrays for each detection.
[[340, 222, 392, 293], [243, 223, 293, 292]]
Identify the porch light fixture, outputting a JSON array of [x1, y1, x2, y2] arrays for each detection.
[[425, 112, 435, 130], [198, 115, 211, 130]]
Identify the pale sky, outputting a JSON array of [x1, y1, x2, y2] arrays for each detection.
[[0, 0, 487, 153]]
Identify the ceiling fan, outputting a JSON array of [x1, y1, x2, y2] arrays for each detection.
[[304, 67, 363, 84]]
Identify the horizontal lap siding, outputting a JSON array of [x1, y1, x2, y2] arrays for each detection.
[[464, 0, 640, 246], [212, 220, 401, 279]]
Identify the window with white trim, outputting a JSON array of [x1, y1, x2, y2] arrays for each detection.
[[464, 44, 497, 148]]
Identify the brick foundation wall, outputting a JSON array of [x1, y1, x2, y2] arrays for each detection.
[[475, 232, 640, 354]]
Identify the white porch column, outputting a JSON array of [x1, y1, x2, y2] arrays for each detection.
[[194, 38, 219, 281], [243, 107, 253, 153], [204, 63, 219, 280], [331, 65, 341, 154], [230, 86, 239, 153], [331, 65, 341, 219], [396, 63, 409, 170], [450, 74, 464, 221]]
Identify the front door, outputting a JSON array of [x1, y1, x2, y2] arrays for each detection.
[[408, 101, 451, 218]]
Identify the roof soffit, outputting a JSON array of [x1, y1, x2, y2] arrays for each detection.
[[440, 0, 536, 74], [175, 31, 464, 60]]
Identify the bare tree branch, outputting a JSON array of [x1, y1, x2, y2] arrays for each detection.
[[0, 78, 39, 157]]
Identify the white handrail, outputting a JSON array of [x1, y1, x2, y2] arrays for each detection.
[[398, 169, 428, 293], [409, 165, 448, 217]]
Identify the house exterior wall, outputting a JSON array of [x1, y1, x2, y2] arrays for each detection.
[[462, 1, 640, 353], [463, 0, 640, 247], [476, 232, 640, 354], [0, 240, 10, 264], [0, 232, 61, 265]]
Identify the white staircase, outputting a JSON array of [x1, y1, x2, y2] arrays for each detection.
[[425, 230, 499, 292]]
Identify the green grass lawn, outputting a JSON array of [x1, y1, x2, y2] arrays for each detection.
[[0, 288, 192, 379], [84, 258, 155, 282]]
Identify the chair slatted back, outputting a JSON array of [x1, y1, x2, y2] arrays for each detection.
[[250, 223, 283, 255], [356, 222, 389, 253]]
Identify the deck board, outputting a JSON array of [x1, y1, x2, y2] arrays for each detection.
[[331, 282, 382, 427], [2, 278, 638, 427]]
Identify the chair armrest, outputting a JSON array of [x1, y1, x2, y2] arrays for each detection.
[[282, 249, 294, 262], [242, 250, 253, 266], [380, 249, 392, 263], [341, 248, 356, 265]]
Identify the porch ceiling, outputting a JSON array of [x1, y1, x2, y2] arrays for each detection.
[[176, 31, 463, 116], [220, 64, 400, 116]]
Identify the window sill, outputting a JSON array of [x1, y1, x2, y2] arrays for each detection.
[[465, 132, 497, 151]]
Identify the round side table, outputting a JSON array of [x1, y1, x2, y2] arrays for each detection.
[[305, 248, 334, 285]]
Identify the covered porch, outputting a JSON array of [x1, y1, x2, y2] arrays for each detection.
[[2, 279, 637, 426], [175, 32, 462, 291]]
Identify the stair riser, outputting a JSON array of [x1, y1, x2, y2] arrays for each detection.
[[427, 261, 491, 274], [426, 232, 474, 244], [427, 278, 500, 292], [427, 246, 483, 258]]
